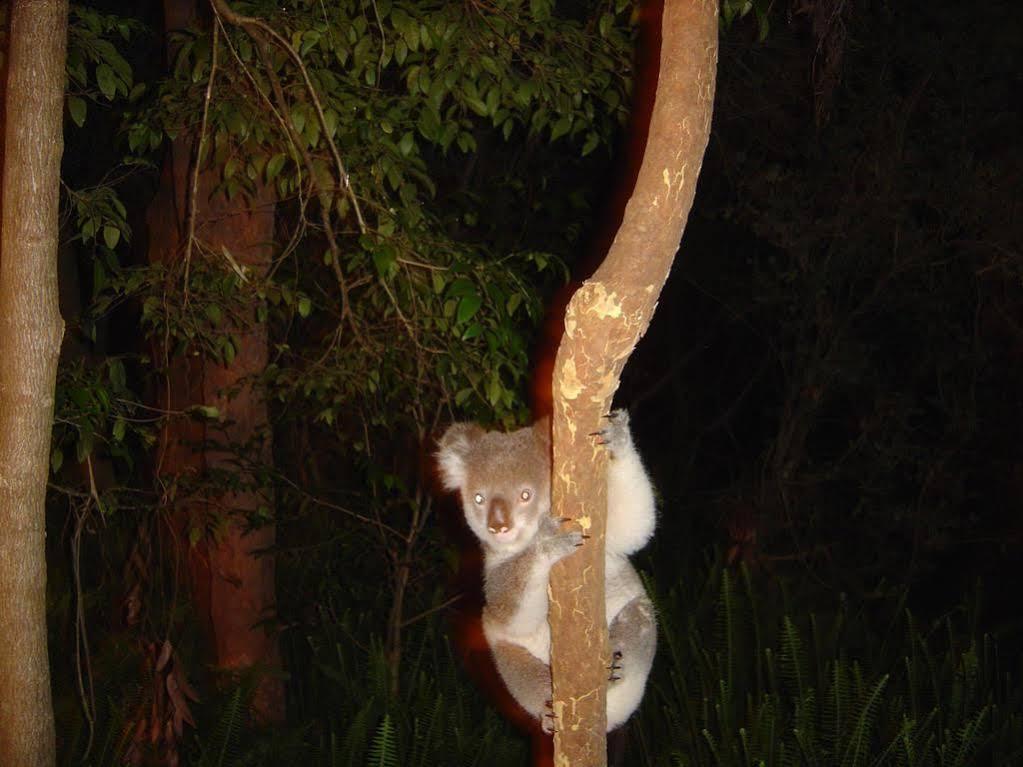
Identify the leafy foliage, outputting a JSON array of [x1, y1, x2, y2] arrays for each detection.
[[115, 0, 635, 430]]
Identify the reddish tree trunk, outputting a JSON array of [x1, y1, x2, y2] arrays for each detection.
[[147, 0, 283, 722], [547, 0, 718, 762]]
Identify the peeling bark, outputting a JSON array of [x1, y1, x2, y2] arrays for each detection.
[[0, 1, 69, 764], [547, 0, 718, 763]]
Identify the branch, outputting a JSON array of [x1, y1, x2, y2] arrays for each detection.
[[547, 0, 718, 761]]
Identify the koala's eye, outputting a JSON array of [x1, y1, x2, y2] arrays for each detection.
[[520, 489, 532, 502], [473, 493, 485, 505]]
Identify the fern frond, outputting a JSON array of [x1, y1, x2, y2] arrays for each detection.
[[840, 673, 888, 767], [365, 713, 399, 767]]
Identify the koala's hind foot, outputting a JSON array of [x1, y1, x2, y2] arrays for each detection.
[[608, 650, 623, 682], [606, 596, 657, 730], [542, 699, 558, 734]]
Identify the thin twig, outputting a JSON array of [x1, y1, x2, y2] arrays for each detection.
[[400, 593, 464, 629], [184, 21, 220, 304], [71, 494, 96, 759], [209, 0, 367, 233]]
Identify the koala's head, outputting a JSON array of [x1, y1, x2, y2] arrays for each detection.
[[437, 419, 551, 556]]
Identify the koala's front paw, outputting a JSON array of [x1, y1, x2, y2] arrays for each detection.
[[592, 409, 633, 457], [544, 528, 585, 561]]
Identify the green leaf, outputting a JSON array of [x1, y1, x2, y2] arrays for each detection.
[[485, 87, 500, 116], [290, 107, 306, 137], [68, 96, 87, 127], [582, 131, 600, 157], [108, 358, 126, 389], [373, 244, 397, 278], [448, 277, 476, 297], [298, 296, 312, 318], [465, 96, 489, 117], [95, 63, 117, 100], [205, 304, 222, 325], [103, 225, 120, 250], [193, 405, 220, 420], [112, 417, 126, 443], [487, 373, 502, 406], [550, 116, 572, 141], [398, 132, 415, 156], [506, 293, 523, 316], [456, 294, 482, 324], [76, 431, 95, 463], [51, 447, 64, 474], [266, 153, 287, 182]]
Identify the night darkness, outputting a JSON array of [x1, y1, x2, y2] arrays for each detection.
[[4, 0, 1022, 765]]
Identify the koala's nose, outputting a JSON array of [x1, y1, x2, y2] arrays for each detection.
[[487, 498, 511, 534]]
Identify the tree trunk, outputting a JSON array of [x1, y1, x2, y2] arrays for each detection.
[[148, 0, 283, 722], [547, 0, 717, 762], [0, 1, 69, 764]]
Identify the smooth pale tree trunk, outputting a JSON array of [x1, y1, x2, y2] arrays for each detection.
[[0, 1, 69, 765], [547, 0, 718, 762], [146, 0, 283, 722]]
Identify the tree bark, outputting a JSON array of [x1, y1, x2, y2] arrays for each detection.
[[0, 1, 69, 764], [547, 0, 717, 763], [148, 0, 283, 723]]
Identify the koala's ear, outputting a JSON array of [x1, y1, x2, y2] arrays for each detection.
[[436, 422, 484, 491], [532, 416, 551, 451]]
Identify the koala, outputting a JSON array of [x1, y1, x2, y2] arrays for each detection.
[[437, 410, 657, 732]]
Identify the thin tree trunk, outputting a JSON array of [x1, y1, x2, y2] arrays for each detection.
[[547, 0, 717, 762], [0, 1, 69, 764]]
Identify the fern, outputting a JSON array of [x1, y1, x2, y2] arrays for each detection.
[[196, 687, 244, 767], [944, 707, 988, 767], [365, 714, 399, 767], [341, 698, 378, 767], [840, 673, 888, 767]]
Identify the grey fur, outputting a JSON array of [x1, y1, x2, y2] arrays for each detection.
[[437, 410, 657, 732]]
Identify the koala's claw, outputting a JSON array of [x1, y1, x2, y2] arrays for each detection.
[[608, 650, 624, 682], [592, 409, 631, 450], [548, 529, 585, 557], [543, 701, 558, 734]]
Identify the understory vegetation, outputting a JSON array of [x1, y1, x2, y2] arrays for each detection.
[[53, 557, 1023, 766]]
